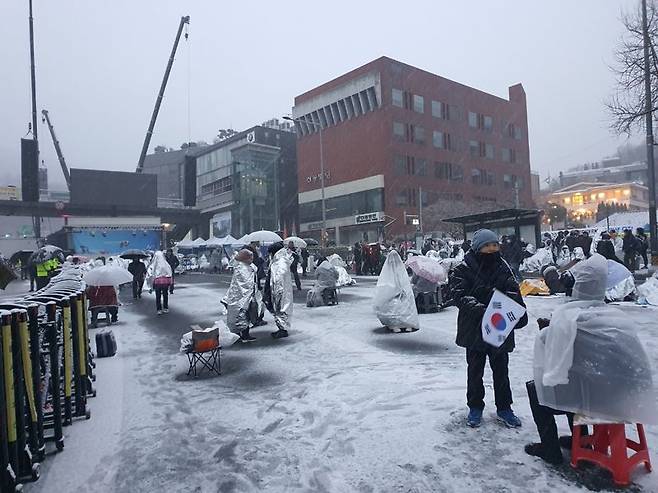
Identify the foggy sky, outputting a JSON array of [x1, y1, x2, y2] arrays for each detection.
[[0, 0, 642, 189]]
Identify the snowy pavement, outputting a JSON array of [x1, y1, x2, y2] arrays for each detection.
[[22, 274, 658, 493]]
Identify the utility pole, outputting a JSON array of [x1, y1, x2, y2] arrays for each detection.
[[418, 186, 423, 235], [28, 0, 41, 239], [643, 0, 658, 262], [513, 180, 520, 209]]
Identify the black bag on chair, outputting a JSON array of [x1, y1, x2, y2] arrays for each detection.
[[95, 330, 117, 358]]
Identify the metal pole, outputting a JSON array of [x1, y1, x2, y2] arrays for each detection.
[[319, 125, 326, 247], [643, 0, 658, 260], [28, 0, 41, 240], [418, 186, 423, 234], [273, 156, 280, 231]]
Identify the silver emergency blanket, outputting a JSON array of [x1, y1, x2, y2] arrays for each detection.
[[605, 260, 635, 302], [534, 253, 657, 424], [637, 276, 658, 305], [520, 247, 554, 273], [306, 261, 339, 307], [327, 253, 355, 286], [270, 248, 293, 331], [373, 251, 420, 331], [224, 260, 255, 334]]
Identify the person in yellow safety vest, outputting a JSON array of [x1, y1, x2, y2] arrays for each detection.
[[35, 260, 50, 290]]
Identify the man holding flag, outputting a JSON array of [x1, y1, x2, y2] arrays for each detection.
[[449, 229, 528, 428]]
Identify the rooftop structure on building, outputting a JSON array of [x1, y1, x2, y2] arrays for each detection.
[[558, 158, 647, 189], [292, 56, 532, 244]]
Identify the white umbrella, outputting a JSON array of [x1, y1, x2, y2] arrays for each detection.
[[83, 265, 133, 286], [283, 236, 307, 248], [192, 237, 206, 247], [405, 256, 447, 283], [244, 230, 282, 244]]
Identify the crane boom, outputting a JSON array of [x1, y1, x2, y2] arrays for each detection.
[[136, 15, 190, 173], [41, 109, 71, 191]]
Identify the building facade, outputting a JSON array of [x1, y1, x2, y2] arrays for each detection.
[[548, 181, 649, 225], [558, 157, 648, 189], [292, 56, 532, 244], [142, 125, 298, 237]]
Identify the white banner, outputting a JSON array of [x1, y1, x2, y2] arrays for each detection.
[[481, 289, 526, 348]]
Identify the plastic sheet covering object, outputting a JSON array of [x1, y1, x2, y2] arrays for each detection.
[[306, 261, 339, 307], [637, 276, 658, 305], [327, 254, 355, 286], [373, 251, 420, 331], [605, 259, 635, 301], [520, 278, 550, 296], [534, 253, 657, 424], [520, 247, 553, 273]]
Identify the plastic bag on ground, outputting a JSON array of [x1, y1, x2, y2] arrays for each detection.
[[520, 247, 553, 273], [373, 251, 419, 331], [637, 276, 658, 306]]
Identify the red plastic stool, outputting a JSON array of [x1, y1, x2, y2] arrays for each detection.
[[571, 423, 652, 486]]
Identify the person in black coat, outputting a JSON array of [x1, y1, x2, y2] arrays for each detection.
[[449, 229, 528, 428], [288, 241, 302, 291], [165, 249, 180, 294], [596, 233, 623, 265], [127, 259, 147, 299], [636, 227, 649, 269], [622, 229, 640, 272]]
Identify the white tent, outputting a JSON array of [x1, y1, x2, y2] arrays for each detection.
[[176, 238, 195, 249], [221, 234, 238, 245], [205, 236, 224, 247], [192, 237, 206, 247]]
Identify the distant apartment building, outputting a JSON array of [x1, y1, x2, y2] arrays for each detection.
[[558, 156, 648, 189], [548, 181, 649, 225], [292, 56, 532, 244]]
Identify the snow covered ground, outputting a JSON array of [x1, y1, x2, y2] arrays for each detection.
[[20, 275, 658, 492]]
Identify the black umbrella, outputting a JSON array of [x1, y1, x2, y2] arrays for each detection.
[[303, 238, 319, 246], [31, 245, 64, 264], [9, 250, 33, 265], [120, 249, 148, 260]]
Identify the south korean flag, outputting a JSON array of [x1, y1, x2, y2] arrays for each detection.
[[481, 289, 527, 348]]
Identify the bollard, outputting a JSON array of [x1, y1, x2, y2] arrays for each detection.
[[11, 309, 39, 481], [0, 310, 18, 492], [27, 304, 45, 461], [61, 299, 73, 426], [18, 310, 41, 468], [46, 302, 64, 451], [1, 311, 18, 480], [70, 294, 89, 419]]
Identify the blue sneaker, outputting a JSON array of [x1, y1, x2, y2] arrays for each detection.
[[497, 409, 522, 428], [467, 408, 483, 428]]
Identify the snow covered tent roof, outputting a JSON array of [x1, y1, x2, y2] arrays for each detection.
[[221, 235, 238, 245], [176, 238, 195, 248], [192, 237, 206, 247], [204, 236, 224, 247]]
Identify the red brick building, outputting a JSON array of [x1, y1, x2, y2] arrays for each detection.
[[293, 56, 532, 244]]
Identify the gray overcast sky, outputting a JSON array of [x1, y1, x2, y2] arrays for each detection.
[[0, 0, 642, 189]]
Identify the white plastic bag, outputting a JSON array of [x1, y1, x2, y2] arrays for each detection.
[[373, 251, 419, 331], [638, 276, 658, 306]]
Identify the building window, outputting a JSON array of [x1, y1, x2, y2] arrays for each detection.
[[470, 111, 493, 131], [433, 130, 444, 149], [468, 111, 478, 128], [431, 100, 452, 120], [413, 125, 425, 144], [431, 100, 442, 118], [472, 168, 495, 186], [483, 116, 493, 131], [435, 162, 463, 181], [393, 121, 405, 140], [506, 123, 522, 140], [392, 88, 404, 108], [413, 94, 424, 114], [393, 154, 406, 175], [396, 191, 408, 206], [485, 143, 495, 160], [469, 140, 479, 157], [416, 158, 427, 176]]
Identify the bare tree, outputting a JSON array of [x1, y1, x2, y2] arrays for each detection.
[[214, 128, 238, 143], [608, 0, 658, 134]]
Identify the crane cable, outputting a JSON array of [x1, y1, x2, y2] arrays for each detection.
[[185, 21, 191, 146]]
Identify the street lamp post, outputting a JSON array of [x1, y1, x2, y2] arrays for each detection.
[[284, 115, 326, 246]]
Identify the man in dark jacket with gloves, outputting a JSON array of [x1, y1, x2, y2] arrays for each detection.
[[449, 229, 528, 428]]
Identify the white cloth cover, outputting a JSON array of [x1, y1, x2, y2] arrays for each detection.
[[373, 251, 420, 331], [270, 248, 293, 331], [637, 276, 658, 305]]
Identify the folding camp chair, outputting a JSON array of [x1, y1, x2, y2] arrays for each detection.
[[186, 328, 221, 377]]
